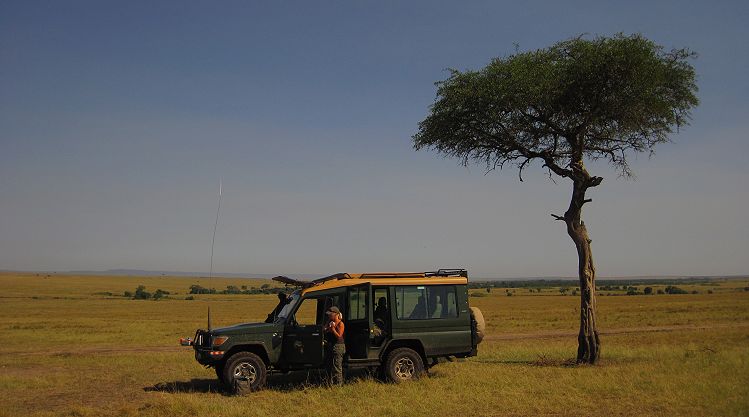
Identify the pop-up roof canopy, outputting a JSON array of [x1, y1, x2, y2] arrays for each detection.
[[272, 269, 467, 289]]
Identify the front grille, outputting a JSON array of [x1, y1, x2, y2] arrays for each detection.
[[194, 330, 212, 348]]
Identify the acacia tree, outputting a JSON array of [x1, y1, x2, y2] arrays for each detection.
[[413, 34, 698, 364]]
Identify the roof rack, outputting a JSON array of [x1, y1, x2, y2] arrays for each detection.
[[425, 269, 468, 278], [272, 269, 468, 289]]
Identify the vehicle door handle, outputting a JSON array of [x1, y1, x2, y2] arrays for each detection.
[[312, 333, 320, 336]]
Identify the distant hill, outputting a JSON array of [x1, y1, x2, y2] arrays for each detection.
[[2, 268, 746, 282], [1, 268, 320, 281]]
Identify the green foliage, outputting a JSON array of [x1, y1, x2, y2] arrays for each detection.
[[469, 277, 714, 291], [225, 285, 242, 294], [665, 285, 689, 295], [152, 289, 169, 300], [189, 284, 216, 294], [184, 295, 195, 300], [133, 285, 151, 300], [644, 287, 653, 295], [188, 284, 282, 295], [123, 291, 132, 298], [413, 33, 698, 179]]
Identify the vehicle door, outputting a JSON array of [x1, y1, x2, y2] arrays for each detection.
[[282, 296, 324, 368], [345, 283, 371, 359]]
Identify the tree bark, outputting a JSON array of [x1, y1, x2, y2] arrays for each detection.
[[562, 165, 601, 364]]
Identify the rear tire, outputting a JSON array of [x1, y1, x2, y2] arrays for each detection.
[[383, 348, 424, 383], [222, 352, 267, 395]]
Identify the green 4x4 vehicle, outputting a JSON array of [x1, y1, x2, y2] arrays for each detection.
[[179, 269, 486, 394]]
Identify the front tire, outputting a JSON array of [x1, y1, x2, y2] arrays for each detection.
[[222, 352, 267, 395], [384, 348, 424, 383]]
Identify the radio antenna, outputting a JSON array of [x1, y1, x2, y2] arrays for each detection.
[[209, 179, 222, 279]]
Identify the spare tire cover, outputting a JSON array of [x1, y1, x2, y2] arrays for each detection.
[[470, 306, 485, 344]]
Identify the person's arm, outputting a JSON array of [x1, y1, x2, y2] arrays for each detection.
[[331, 321, 345, 339]]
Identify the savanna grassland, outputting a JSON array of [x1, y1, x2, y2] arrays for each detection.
[[1, 273, 748, 417]]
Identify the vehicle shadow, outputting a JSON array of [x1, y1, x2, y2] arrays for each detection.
[[144, 369, 373, 394], [144, 378, 224, 394]]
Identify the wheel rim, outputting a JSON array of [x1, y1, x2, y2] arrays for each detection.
[[394, 357, 415, 379], [233, 362, 257, 384]]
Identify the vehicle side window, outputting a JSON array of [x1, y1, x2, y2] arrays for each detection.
[[373, 287, 389, 324], [293, 297, 318, 326], [395, 285, 458, 320], [427, 285, 458, 318], [322, 294, 344, 321], [395, 286, 427, 319], [348, 287, 367, 321]]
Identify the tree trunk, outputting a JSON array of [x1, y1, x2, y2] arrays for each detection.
[[564, 176, 601, 364]]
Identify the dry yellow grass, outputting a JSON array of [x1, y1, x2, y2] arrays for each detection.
[[1, 272, 747, 416]]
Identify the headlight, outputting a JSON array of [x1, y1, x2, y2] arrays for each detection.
[[212, 336, 229, 347]]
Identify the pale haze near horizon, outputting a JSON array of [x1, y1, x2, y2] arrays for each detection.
[[1, 1, 747, 278]]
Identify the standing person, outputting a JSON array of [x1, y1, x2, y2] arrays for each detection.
[[324, 306, 345, 385]]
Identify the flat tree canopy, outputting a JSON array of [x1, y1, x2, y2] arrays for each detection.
[[413, 34, 698, 363]]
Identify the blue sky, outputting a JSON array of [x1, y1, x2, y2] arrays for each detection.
[[1, 1, 747, 278]]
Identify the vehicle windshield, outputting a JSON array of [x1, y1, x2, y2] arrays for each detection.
[[275, 290, 302, 322]]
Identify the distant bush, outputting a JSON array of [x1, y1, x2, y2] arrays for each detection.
[[665, 285, 688, 295], [134, 285, 151, 300], [189, 285, 216, 294], [185, 295, 195, 300], [657, 289, 665, 294], [506, 291, 513, 296], [153, 289, 169, 300], [470, 292, 488, 297], [188, 284, 281, 295], [626, 289, 640, 296], [644, 287, 653, 295], [691, 290, 699, 294], [225, 285, 242, 294], [486, 287, 491, 293], [123, 291, 133, 298], [707, 289, 713, 294]]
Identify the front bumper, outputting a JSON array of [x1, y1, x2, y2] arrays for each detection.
[[195, 348, 225, 365]]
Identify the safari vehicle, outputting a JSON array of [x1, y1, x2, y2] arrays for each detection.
[[179, 269, 485, 394]]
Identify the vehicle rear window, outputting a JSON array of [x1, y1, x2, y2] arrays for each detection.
[[395, 285, 458, 320]]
